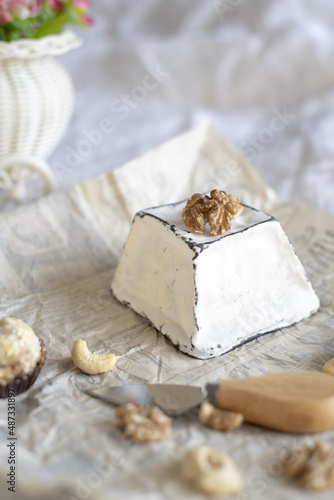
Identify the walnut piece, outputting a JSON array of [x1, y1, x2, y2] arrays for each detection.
[[283, 441, 334, 490], [116, 403, 172, 442], [181, 446, 243, 496], [182, 190, 243, 236], [182, 193, 206, 233], [199, 401, 244, 431]]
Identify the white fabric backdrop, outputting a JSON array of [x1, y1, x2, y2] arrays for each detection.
[[51, 0, 334, 216]]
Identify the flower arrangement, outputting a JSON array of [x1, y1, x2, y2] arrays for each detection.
[[0, 0, 92, 41]]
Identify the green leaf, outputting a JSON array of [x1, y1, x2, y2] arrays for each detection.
[[0, 2, 91, 41], [33, 12, 71, 38], [0, 28, 7, 41]]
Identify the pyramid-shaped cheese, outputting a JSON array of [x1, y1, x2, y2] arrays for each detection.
[[111, 200, 320, 359]]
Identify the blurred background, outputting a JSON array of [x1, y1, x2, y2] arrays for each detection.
[[51, 0, 334, 215]]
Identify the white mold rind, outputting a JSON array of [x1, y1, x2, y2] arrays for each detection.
[[111, 202, 320, 359]]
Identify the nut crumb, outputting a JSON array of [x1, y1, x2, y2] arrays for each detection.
[[323, 357, 334, 376], [283, 441, 334, 490], [199, 401, 244, 431], [182, 190, 243, 236], [116, 404, 172, 442]]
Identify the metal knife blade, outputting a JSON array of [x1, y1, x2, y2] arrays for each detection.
[[81, 371, 334, 433], [83, 384, 204, 416]]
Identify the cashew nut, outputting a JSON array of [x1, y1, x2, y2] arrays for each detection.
[[181, 446, 243, 496], [323, 358, 334, 377], [71, 340, 117, 375]]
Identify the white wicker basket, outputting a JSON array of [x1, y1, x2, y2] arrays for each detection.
[[0, 31, 82, 211]]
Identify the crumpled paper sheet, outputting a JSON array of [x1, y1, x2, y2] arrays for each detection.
[[0, 124, 334, 500]]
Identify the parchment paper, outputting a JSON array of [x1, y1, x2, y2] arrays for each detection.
[[0, 124, 334, 500]]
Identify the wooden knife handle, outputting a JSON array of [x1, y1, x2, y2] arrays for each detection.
[[215, 371, 334, 433]]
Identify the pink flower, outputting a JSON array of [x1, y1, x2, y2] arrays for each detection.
[[28, 0, 45, 15], [73, 0, 89, 11], [8, 0, 30, 19], [6, 0, 44, 19], [49, 0, 62, 11], [82, 14, 93, 25], [0, 10, 12, 26]]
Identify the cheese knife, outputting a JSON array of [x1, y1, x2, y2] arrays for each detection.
[[83, 371, 334, 434]]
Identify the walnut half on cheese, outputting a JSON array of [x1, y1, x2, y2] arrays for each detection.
[[111, 197, 320, 359]]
